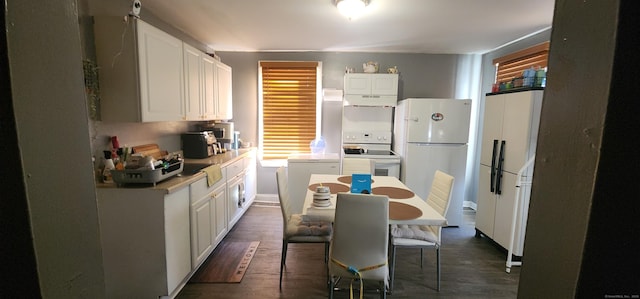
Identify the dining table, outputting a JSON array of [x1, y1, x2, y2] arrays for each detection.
[[303, 174, 447, 226]]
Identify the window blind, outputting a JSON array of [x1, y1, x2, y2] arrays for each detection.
[[260, 61, 318, 160], [493, 42, 549, 84]]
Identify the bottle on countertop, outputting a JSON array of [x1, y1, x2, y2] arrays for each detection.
[[102, 150, 115, 183]]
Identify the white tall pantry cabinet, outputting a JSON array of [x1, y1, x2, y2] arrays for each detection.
[[475, 90, 544, 256]]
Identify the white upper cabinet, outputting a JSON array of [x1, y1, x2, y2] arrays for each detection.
[[183, 43, 203, 120], [202, 55, 217, 119], [183, 43, 219, 120], [344, 73, 398, 106], [94, 18, 185, 122], [215, 61, 233, 120], [94, 18, 233, 122]]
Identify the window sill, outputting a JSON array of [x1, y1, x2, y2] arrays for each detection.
[[259, 159, 287, 168]]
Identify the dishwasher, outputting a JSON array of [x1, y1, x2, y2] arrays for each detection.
[[286, 153, 341, 214]]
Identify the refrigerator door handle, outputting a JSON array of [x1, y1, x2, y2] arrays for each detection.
[[495, 140, 506, 195], [490, 139, 498, 193]]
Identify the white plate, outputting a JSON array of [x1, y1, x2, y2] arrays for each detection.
[[311, 203, 333, 209]]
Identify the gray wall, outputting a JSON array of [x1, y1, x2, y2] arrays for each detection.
[[217, 51, 462, 195]]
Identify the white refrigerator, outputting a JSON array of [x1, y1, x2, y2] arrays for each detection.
[[393, 98, 472, 226]]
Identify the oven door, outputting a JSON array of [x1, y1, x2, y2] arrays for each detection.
[[371, 158, 401, 179]]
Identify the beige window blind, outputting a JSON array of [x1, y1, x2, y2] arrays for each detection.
[[260, 61, 318, 160], [493, 42, 549, 84]]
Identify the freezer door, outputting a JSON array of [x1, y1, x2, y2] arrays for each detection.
[[402, 143, 468, 226], [402, 98, 471, 144]]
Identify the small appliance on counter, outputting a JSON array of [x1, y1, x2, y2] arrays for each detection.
[[181, 131, 217, 158], [211, 122, 234, 150]]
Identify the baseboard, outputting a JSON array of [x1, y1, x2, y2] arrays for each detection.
[[463, 200, 477, 210], [254, 194, 278, 205]]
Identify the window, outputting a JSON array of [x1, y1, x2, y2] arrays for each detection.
[[493, 42, 549, 84], [259, 61, 321, 161]]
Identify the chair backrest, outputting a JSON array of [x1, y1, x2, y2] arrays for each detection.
[[330, 193, 389, 281], [426, 170, 455, 218], [342, 158, 375, 175], [275, 166, 292, 223]]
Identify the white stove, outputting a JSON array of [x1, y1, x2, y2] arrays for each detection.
[[342, 131, 401, 178]]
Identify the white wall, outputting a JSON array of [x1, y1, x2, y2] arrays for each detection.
[[7, 0, 106, 297]]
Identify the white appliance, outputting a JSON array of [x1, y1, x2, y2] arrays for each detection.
[[393, 98, 472, 227], [342, 131, 401, 178], [342, 105, 401, 178], [476, 90, 543, 257], [287, 153, 341, 214]]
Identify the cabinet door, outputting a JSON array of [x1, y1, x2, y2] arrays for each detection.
[[137, 21, 185, 122], [501, 92, 535, 173], [164, 187, 191, 295], [215, 61, 233, 120], [202, 55, 217, 119], [344, 74, 372, 95], [492, 172, 518, 250], [243, 152, 257, 205], [370, 74, 398, 95], [480, 94, 505, 166], [183, 43, 202, 120], [212, 184, 227, 246], [475, 164, 497, 238], [227, 174, 244, 229], [190, 195, 213, 267]]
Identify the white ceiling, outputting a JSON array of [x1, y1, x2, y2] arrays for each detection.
[[141, 0, 555, 54]]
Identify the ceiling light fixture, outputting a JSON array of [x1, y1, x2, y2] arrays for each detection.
[[335, 0, 370, 20]]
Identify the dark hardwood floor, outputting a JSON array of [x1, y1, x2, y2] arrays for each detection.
[[177, 203, 519, 299]]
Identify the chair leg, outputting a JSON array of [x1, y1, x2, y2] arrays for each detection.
[[279, 240, 288, 289], [420, 248, 424, 268], [380, 280, 386, 299], [436, 245, 441, 292], [389, 243, 396, 292], [324, 242, 330, 264], [329, 277, 335, 299]]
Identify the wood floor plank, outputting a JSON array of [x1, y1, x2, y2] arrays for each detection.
[[177, 204, 520, 299]]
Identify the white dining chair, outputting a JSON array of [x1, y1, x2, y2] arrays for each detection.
[[342, 158, 375, 175], [275, 167, 333, 289], [329, 193, 389, 299], [389, 170, 454, 292]]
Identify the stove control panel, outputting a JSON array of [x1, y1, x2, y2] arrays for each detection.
[[343, 131, 391, 144]]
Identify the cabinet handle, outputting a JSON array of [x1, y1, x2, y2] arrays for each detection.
[[495, 140, 506, 195], [490, 139, 498, 193]]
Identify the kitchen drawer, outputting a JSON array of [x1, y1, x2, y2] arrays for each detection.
[[226, 158, 244, 178], [190, 171, 227, 202]]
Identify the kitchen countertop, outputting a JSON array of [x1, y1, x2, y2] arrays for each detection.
[[97, 148, 256, 194]]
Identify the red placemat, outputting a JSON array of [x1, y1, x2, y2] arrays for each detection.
[[308, 182, 350, 194], [372, 186, 415, 199], [389, 202, 423, 220]]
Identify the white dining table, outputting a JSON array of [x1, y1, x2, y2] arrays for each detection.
[[303, 174, 447, 226]]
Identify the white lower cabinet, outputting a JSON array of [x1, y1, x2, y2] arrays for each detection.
[[190, 190, 214, 267], [243, 151, 257, 205], [227, 169, 245, 230], [97, 186, 191, 299], [96, 150, 255, 298], [189, 171, 227, 268]]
